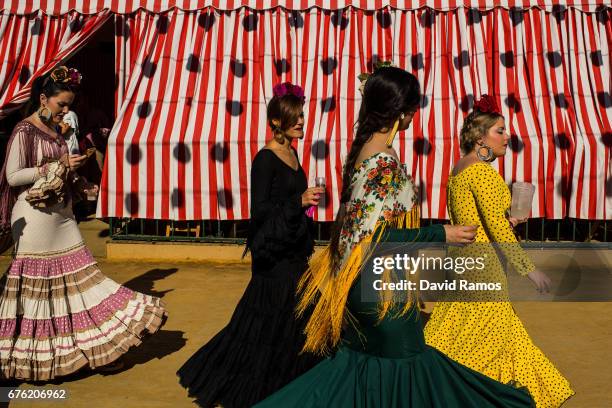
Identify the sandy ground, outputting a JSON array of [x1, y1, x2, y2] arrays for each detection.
[[0, 220, 610, 408]]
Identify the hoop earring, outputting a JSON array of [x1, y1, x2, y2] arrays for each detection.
[[386, 119, 400, 147], [273, 130, 285, 144], [476, 144, 494, 161], [38, 106, 51, 123]]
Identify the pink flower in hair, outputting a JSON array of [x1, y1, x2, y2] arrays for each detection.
[[273, 82, 305, 102], [69, 70, 80, 82]]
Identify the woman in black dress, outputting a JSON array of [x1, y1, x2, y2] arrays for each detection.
[[177, 82, 323, 407]]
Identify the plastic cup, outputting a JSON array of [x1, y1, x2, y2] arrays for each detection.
[[315, 177, 326, 208], [510, 182, 535, 219]]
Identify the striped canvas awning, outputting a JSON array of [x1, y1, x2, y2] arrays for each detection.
[[98, 6, 612, 221], [2, 1, 611, 15], [0, 10, 111, 118], [1, 2, 610, 221]]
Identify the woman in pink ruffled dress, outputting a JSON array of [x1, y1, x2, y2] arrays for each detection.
[[0, 67, 166, 381]]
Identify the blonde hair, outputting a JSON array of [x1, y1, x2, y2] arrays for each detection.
[[460, 111, 503, 154]]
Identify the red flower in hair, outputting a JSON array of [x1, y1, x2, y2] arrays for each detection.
[[473, 94, 500, 114]]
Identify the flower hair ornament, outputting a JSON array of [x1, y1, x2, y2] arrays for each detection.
[[357, 60, 395, 97], [473, 94, 501, 115], [272, 82, 305, 103], [37, 66, 82, 123], [44, 66, 82, 87]]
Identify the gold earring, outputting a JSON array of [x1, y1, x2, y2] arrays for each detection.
[[386, 119, 400, 147], [38, 105, 52, 122], [476, 144, 493, 161], [273, 129, 285, 143]]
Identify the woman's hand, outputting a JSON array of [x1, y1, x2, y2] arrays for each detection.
[[527, 270, 551, 293], [301, 187, 325, 207], [58, 121, 71, 135], [508, 216, 527, 228], [83, 184, 99, 200], [36, 163, 50, 178], [84, 184, 99, 194], [443, 225, 478, 243], [67, 154, 87, 171]]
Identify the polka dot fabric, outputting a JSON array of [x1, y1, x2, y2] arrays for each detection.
[[448, 162, 534, 275], [424, 162, 574, 408]]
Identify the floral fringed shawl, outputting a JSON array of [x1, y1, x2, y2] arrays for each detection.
[[297, 152, 421, 355]]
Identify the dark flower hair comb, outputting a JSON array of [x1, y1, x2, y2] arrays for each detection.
[[272, 82, 305, 102], [47, 66, 82, 87]]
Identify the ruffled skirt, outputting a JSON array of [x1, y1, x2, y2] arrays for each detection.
[[254, 345, 534, 407], [177, 257, 320, 407], [425, 302, 574, 408], [0, 243, 166, 381]]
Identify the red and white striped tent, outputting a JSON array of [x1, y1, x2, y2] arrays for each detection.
[[1, 1, 611, 221]]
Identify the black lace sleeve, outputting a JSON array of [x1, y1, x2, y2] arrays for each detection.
[[246, 150, 313, 260]]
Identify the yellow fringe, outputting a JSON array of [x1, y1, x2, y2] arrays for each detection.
[[297, 205, 421, 355], [385, 119, 400, 147]]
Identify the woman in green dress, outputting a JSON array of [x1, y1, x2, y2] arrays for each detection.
[[254, 67, 534, 407]]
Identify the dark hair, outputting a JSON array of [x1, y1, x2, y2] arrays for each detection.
[[329, 66, 421, 270], [26, 73, 77, 115], [266, 94, 304, 133]]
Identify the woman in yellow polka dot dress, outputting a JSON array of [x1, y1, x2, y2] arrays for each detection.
[[423, 95, 574, 407]]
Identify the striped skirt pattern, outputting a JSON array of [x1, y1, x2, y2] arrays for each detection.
[[0, 243, 166, 381]]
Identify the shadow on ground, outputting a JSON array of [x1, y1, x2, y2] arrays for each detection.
[[9, 329, 187, 389], [122, 268, 179, 298], [120, 329, 187, 370]]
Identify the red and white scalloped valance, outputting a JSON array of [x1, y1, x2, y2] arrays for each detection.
[[3, 1, 611, 15]]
